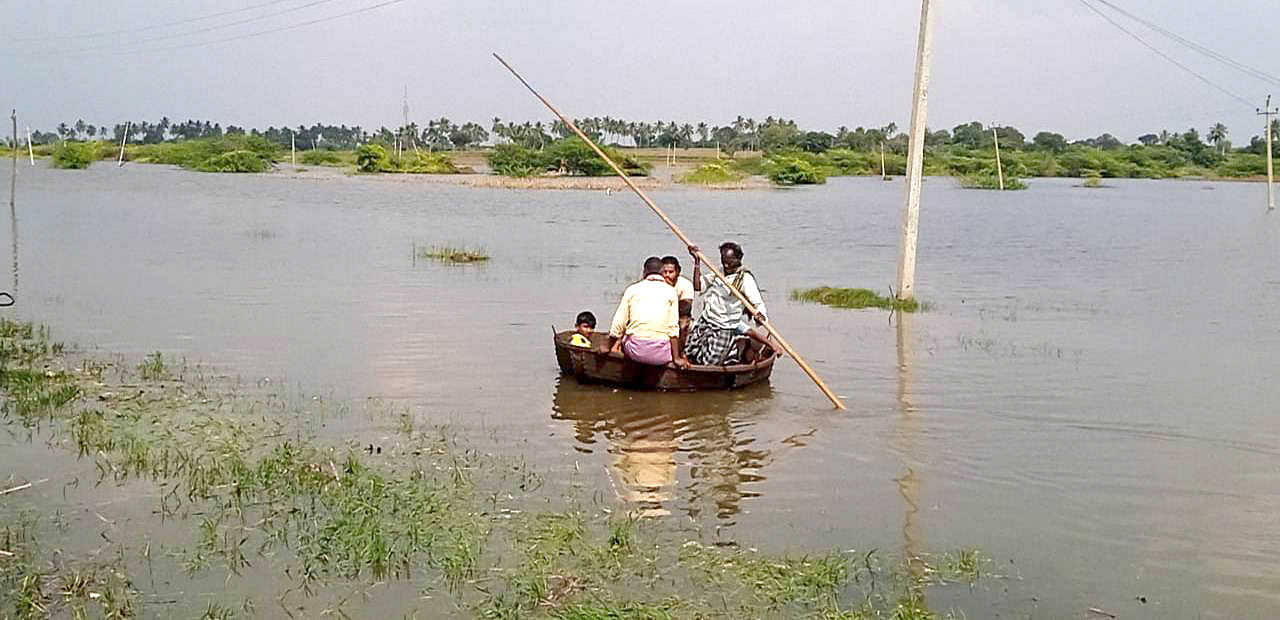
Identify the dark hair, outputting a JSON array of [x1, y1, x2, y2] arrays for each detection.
[[643, 256, 664, 275], [719, 242, 743, 260], [575, 311, 596, 328], [660, 255, 681, 272]]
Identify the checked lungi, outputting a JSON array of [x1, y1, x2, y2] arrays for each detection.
[[684, 319, 742, 366]]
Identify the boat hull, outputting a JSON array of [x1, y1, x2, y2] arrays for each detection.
[[553, 331, 777, 391]]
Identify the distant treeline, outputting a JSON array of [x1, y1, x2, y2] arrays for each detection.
[[18, 115, 1280, 179]]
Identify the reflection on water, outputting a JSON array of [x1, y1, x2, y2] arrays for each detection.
[[894, 312, 926, 595], [7, 198, 15, 297], [552, 378, 773, 522]]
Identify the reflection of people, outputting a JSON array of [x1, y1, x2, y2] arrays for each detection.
[[551, 380, 774, 523], [569, 311, 595, 348], [607, 256, 691, 368], [685, 242, 769, 365]]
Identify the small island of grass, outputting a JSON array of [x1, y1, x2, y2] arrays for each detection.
[[678, 161, 747, 185], [791, 286, 925, 312], [418, 244, 490, 263]]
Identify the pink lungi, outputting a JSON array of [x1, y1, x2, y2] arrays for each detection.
[[622, 337, 672, 366]]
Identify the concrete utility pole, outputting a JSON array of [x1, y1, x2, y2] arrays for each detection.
[[896, 0, 936, 301], [881, 142, 888, 180], [117, 122, 131, 166], [9, 110, 16, 209], [25, 128, 33, 165], [1260, 95, 1276, 212], [992, 125, 1005, 190], [291, 131, 296, 165]]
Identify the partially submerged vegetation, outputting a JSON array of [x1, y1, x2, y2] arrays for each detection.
[[677, 161, 747, 185], [0, 318, 997, 617], [355, 144, 458, 174], [418, 244, 490, 263], [487, 138, 649, 178], [792, 286, 925, 312], [958, 173, 1028, 190], [49, 142, 98, 169]]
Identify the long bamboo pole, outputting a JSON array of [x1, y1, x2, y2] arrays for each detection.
[[493, 53, 846, 410]]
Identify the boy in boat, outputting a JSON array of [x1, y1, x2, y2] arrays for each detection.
[[660, 255, 695, 332], [684, 242, 770, 366], [569, 311, 595, 348], [607, 256, 692, 368]]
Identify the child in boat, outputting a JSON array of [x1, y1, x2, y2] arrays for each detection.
[[569, 311, 595, 348]]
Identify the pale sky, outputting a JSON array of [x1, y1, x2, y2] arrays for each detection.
[[4, 0, 1278, 143]]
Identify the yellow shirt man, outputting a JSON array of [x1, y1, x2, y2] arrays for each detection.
[[609, 274, 680, 342]]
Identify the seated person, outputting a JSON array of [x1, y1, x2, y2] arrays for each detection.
[[660, 255, 696, 328], [684, 241, 770, 365], [569, 311, 595, 348], [607, 256, 691, 368]]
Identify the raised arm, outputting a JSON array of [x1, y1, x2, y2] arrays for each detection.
[[688, 245, 702, 292]]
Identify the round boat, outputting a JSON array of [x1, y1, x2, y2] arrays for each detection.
[[553, 330, 778, 391]]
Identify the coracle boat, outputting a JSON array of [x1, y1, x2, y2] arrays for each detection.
[[553, 330, 779, 391]]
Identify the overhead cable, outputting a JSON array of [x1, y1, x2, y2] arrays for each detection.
[[1076, 0, 1254, 108], [12, 0, 302, 42], [1091, 0, 1280, 88]]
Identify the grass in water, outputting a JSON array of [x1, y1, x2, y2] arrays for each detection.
[[0, 317, 1000, 618], [677, 162, 746, 185], [417, 244, 490, 263], [958, 174, 1027, 190], [791, 286, 925, 312]]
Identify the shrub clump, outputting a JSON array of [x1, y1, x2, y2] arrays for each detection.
[[486, 138, 649, 177], [51, 142, 97, 169], [391, 152, 458, 174], [129, 135, 278, 171], [958, 173, 1027, 190], [791, 286, 922, 312], [487, 144, 544, 177], [767, 156, 826, 185], [299, 150, 342, 166], [196, 150, 272, 173], [355, 144, 389, 173], [678, 162, 747, 185]]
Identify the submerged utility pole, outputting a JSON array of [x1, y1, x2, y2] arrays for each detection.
[[117, 121, 131, 166], [896, 0, 936, 301], [992, 124, 1005, 190], [9, 110, 16, 209], [880, 142, 888, 180], [1260, 95, 1276, 211]]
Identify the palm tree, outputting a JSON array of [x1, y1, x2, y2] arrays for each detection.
[[1208, 123, 1228, 155]]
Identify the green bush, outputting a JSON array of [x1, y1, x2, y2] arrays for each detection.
[[130, 135, 277, 170], [958, 173, 1026, 190], [542, 138, 649, 176], [299, 150, 342, 166], [392, 152, 457, 174], [678, 162, 746, 184], [355, 144, 389, 173], [487, 144, 545, 177], [196, 150, 272, 173], [766, 156, 826, 185], [51, 142, 96, 169]]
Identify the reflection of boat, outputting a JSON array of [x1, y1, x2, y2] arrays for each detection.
[[551, 378, 773, 521], [553, 330, 778, 391]]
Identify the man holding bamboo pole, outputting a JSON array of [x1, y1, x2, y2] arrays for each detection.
[[684, 241, 771, 366]]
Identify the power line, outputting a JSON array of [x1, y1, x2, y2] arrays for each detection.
[[1091, 0, 1280, 89], [51, 0, 343, 55], [105, 0, 406, 56], [1076, 0, 1254, 108], [12, 0, 302, 42]]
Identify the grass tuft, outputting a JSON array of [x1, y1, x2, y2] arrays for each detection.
[[418, 244, 490, 263], [677, 162, 747, 185], [791, 287, 925, 312]]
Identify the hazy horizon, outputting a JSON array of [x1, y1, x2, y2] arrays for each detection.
[[4, 0, 1278, 143]]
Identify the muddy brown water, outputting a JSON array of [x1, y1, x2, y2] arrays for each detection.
[[6, 164, 1280, 616]]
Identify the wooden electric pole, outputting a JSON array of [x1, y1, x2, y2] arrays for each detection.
[[291, 131, 297, 165], [992, 124, 1005, 190], [896, 0, 936, 301], [1260, 95, 1276, 212]]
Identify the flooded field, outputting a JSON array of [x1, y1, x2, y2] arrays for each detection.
[[5, 164, 1280, 617]]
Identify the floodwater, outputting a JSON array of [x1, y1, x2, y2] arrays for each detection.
[[7, 164, 1280, 617]]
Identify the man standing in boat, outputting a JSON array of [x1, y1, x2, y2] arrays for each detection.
[[607, 256, 692, 368], [684, 242, 768, 366]]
